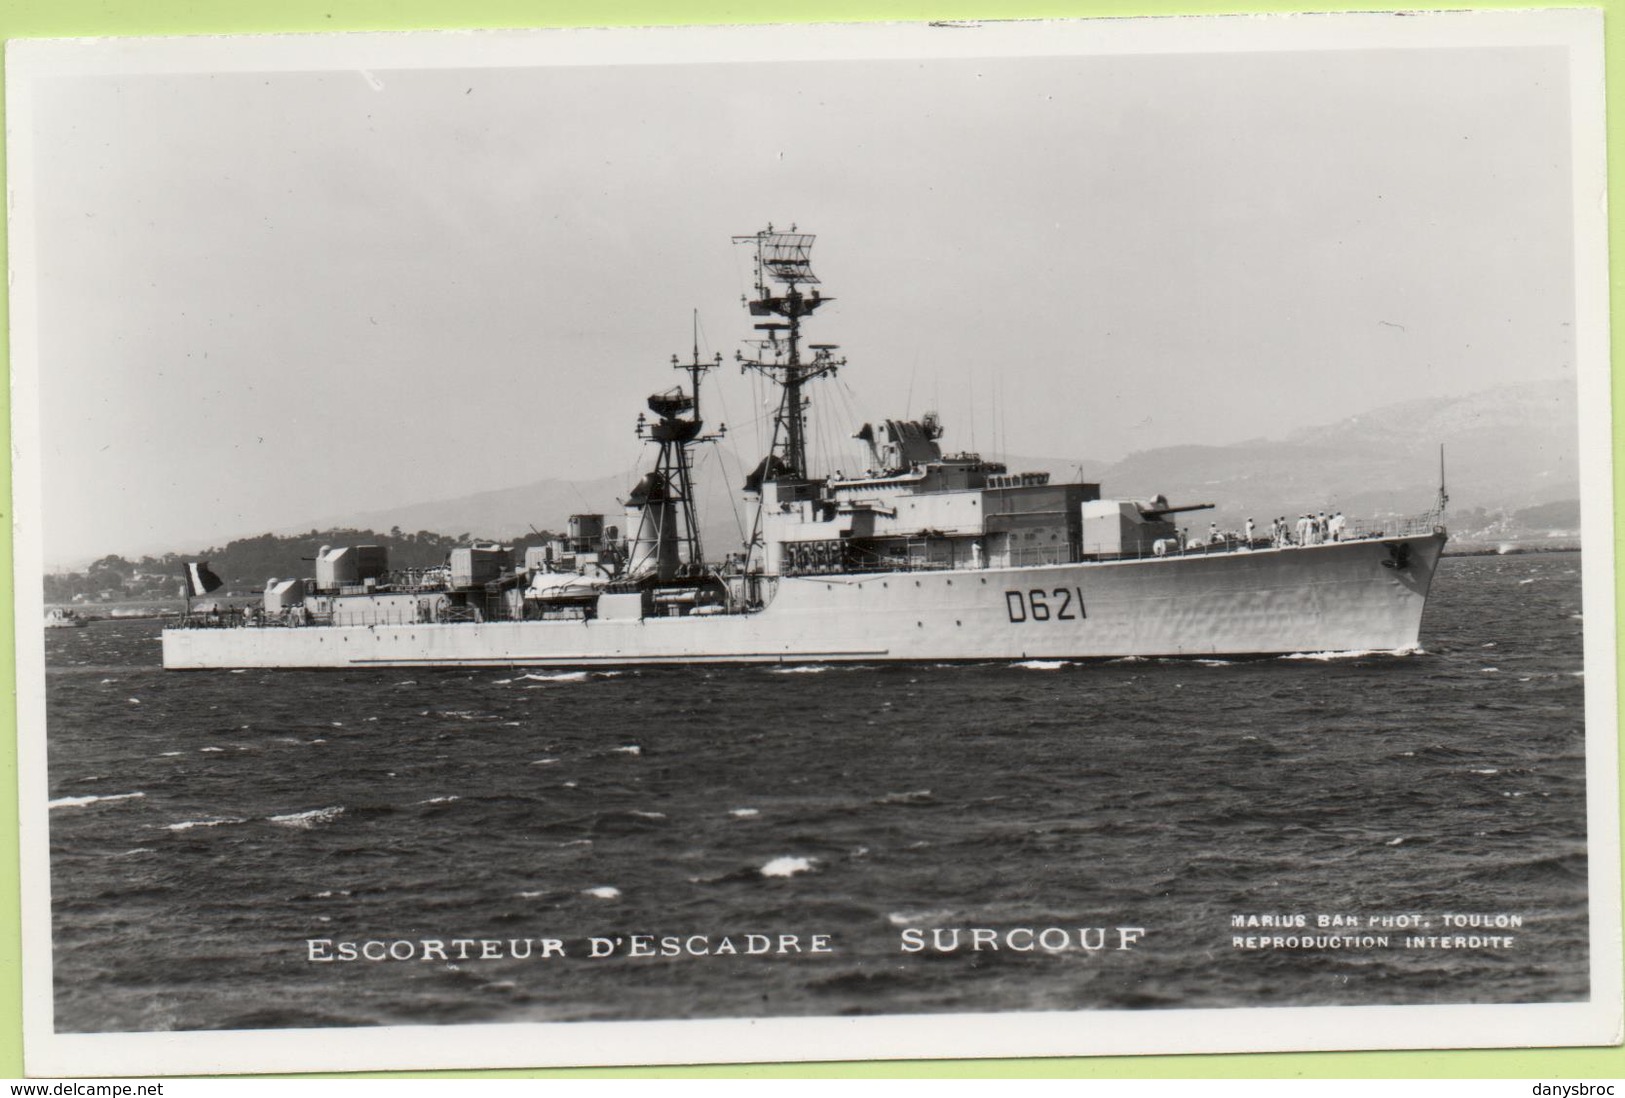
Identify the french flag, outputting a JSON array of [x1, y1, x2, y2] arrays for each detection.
[[184, 562, 223, 597]]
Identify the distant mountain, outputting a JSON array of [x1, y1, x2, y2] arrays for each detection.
[[278, 380, 1579, 551], [1096, 380, 1578, 531]]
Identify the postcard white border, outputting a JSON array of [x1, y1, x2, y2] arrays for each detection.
[[8, 8, 1619, 1077]]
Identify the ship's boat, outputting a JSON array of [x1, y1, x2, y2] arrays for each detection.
[[45, 607, 88, 629], [162, 229, 1448, 670]]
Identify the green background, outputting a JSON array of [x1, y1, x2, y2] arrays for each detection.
[[1, 0, 1620, 1081]]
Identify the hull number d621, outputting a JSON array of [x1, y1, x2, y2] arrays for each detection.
[[1005, 587, 1087, 623]]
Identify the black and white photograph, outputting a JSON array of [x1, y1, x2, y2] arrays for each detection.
[[8, 10, 1619, 1076]]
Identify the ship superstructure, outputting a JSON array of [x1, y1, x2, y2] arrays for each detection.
[[162, 229, 1448, 670]]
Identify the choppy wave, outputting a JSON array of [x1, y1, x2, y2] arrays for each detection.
[[267, 806, 345, 829], [886, 909, 956, 927], [1279, 647, 1420, 661], [164, 816, 247, 832], [760, 856, 816, 878], [48, 792, 145, 810], [875, 789, 934, 806]]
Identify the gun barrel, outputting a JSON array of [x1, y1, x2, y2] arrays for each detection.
[[1141, 502, 1216, 518]]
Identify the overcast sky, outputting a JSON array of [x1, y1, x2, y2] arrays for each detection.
[[12, 20, 1586, 565]]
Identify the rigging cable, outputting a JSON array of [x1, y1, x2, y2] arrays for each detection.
[[703, 338, 751, 550]]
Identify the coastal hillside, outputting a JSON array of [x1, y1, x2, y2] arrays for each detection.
[[1090, 379, 1579, 533]]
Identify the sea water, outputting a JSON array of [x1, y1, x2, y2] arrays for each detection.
[[43, 553, 1589, 1032]]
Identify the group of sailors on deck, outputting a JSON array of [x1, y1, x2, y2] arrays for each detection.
[[1273, 512, 1347, 547], [1178, 510, 1348, 553]]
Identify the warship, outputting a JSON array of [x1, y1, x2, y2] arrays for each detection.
[[162, 229, 1448, 670]]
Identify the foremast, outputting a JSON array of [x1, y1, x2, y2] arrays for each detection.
[[626, 333, 724, 582]]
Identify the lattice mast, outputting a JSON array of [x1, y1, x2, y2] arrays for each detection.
[[632, 329, 724, 578], [733, 227, 845, 481]]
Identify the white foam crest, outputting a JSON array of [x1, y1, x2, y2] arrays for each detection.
[[49, 791, 145, 810], [416, 795, 460, 805], [584, 886, 622, 900], [165, 816, 246, 832], [760, 855, 815, 878], [729, 808, 759, 818], [1108, 656, 1147, 664], [520, 671, 589, 683], [199, 747, 226, 753], [1013, 660, 1069, 671], [1470, 769, 1500, 775], [530, 757, 561, 766], [770, 665, 830, 674], [1279, 647, 1418, 661], [268, 806, 345, 829], [886, 909, 954, 927], [630, 810, 666, 819], [518, 890, 544, 899], [614, 745, 643, 756]]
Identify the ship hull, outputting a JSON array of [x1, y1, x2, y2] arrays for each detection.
[[162, 532, 1446, 670]]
